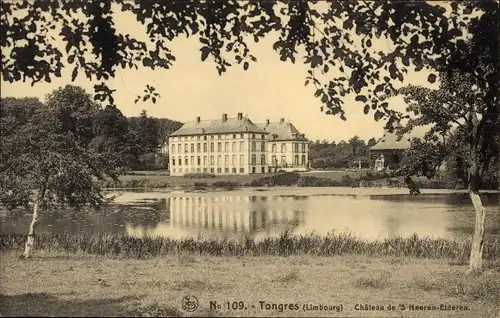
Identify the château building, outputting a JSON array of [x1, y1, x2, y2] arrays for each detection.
[[168, 113, 309, 176]]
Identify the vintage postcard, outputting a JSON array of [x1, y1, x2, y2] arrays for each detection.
[[1, 0, 499, 317]]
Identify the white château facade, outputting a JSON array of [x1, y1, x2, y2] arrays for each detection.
[[168, 113, 308, 176]]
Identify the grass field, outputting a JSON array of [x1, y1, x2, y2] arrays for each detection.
[[1, 252, 499, 317]]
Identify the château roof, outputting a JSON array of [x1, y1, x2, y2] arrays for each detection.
[[169, 115, 266, 136], [256, 120, 308, 141], [371, 122, 411, 150]]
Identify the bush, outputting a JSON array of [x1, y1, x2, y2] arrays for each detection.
[[211, 181, 238, 190], [297, 176, 338, 187], [250, 172, 301, 187], [183, 172, 216, 179], [193, 182, 208, 189]]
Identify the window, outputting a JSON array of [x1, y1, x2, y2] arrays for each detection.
[[225, 155, 229, 165], [184, 144, 188, 153], [217, 168, 222, 173], [203, 156, 207, 166], [197, 156, 201, 165], [203, 168, 207, 172], [261, 142, 266, 152], [281, 156, 286, 166], [224, 168, 229, 173], [190, 156, 194, 165], [239, 141, 244, 151], [224, 142, 229, 152], [172, 168, 176, 173], [190, 144, 194, 153], [262, 134, 265, 140], [197, 136, 200, 140], [233, 134, 237, 139], [217, 142, 222, 152], [281, 143, 286, 153], [217, 135, 222, 140], [177, 144, 181, 153], [232, 155, 236, 165], [172, 158, 176, 166], [232, 168, 237, 173], [240, 155, 244, 165], [203, 143, 207, 152], [251, 154, 256, 165], [252, 134, 255, 139], [240, 133, 244, 138], [185, 157, 188, 165], [171, 144, 175, 154], [217, 155, 221, 166], [261, 154, 266, 165], [211, 135, 214, 140], [240, 168, 245, 173], [251, 141, 256, 151], [210, 168, 214, 173], [272, 144, 276, 153], [210, 143, 214, 152], [232, 142, 236, 152], [261, 167, 265, 173], [302, 143, 306, 153], [178, 156, 182, 166], [302, 155, 306, 165], [204, 136, 207, 140], [252, 167, 256, 174], [210, 156, 214, 166], [197, 143, 201, 152], [294, 155, 299, 166], [294, 143, 299, 153]]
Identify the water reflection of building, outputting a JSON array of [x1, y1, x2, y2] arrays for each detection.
[[170, 195, 305, 235], [126, 195, 306, 240]]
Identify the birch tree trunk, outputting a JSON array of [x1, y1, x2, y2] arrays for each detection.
[[22, 200, 40, 259], [468, 188, 486, 270]]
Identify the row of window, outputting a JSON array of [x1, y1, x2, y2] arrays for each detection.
[[172, 154, 307, 167], [171, 141, 307, 154], [172, 167, 247, 174], [171, 133, 266, 142], [171, 141, 267, 154], [172, 154, 267, 166], [269, 155, 307, 166], [270, 143, 307, 153]]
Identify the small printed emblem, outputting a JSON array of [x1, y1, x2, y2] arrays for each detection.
[[181, 295, 199, 312]]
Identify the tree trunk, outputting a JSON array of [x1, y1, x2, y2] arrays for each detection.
[[22, 200, 40, 259], [468, 188, 486, 270]]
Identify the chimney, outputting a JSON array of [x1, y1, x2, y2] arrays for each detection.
[[237, 113, 243, 120], [279, 118, 285, 123], [222, 113, 227, 122], [196, 116, 200, 124], [266, 119, 270, 125]]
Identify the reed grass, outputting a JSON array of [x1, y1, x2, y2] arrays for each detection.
[[2, 231, 499, 261]]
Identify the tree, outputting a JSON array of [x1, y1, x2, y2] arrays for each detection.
[[0, 93, 122, 258], [2, 0, 498, 268], [397, 70, 499, 270], [46, 85, 101, 147]]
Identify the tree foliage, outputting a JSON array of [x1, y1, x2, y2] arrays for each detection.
[[308, 136, 372, 169], [0, 94, 120, 211], [2, 0, 497, 125]]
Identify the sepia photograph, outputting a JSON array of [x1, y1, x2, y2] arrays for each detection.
[[0, 0, 499, 317]]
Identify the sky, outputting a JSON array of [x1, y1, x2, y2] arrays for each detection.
[[1, 2, 441, 143]]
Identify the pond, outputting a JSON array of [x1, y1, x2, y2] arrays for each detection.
[[1, 188, 499, 242]]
